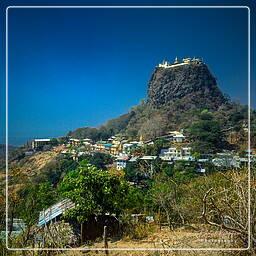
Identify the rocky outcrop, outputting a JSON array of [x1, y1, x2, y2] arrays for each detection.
[[66, 58, 237, 140], [147, 62, 229, 111]]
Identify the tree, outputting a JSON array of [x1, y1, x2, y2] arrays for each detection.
[[188, 120, 225, 153], [59, 158, 78, 174], [126, 127, 138, 139], [104, 112, 135, 135], [7, 168, 30, 237], [89, 152, 114, 170], [229, 112, 244, 124], [59, 161, 130, 223], [58, 136, 69, 145], [201, 168, 253, 248], [139, 116, 167, 140], [199, 109, 213, 120], [2, 168, 56, 246], [17, 182, 58, 225], [42, 144, 51, 151], [148, 173, 184, 229], [50, 138, 58, 146], [124, 187, 146, 213], [124, 162, 143, 183]]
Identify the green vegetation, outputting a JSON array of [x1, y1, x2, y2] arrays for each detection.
[[1, 106, 255, 252], [1, 57, 256, 254], [17, 182, 58, 225], [0, 144, 25, 168], [59, 161, 130, 223], [67, 126, 110, 141], [131, 139, 169, 155], [187, 111, 226, 154], [36, 155, 79, 185], [66, 102, 252, 154], [50, 138, 58, 146], [87, 152, 114, 170], [1, 152, 255, 252]]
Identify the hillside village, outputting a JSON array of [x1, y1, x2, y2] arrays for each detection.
[[17, 57, 255, 176], [2, 124, 254, 251], [1, 58, 255, 254], [28, 127, 254, 174]]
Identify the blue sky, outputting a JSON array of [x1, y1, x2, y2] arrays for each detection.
[[0, 0, 255, 146]]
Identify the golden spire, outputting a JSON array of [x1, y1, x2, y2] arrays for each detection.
[[140, 135, 143, 142], [174, 57, 179, 64]]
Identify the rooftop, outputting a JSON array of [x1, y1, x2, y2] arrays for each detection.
[[140, 156, 157, 160], [38, 199, 75, 226], [34, 139, 51, 142], [158, 57, 202, 69]]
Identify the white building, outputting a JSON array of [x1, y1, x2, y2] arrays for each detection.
[[212, 154, 240, 168], [83, 138, 92, 145], [69, 138, 81, 147], [169, 131, 185, 143], [122, 141, 140, 153], [159, 146, 192, 161], [32, 139, 51, 150], [161, 131, 186, 143], [116, 156, 130, 170], [158, 57, 202, 69]]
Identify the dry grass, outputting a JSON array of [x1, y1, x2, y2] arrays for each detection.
[[3, 226, 250, 256], [58, 225, 244, 256], [16, 150, 59, 173]]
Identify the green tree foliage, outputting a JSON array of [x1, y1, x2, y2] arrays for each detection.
[[58, 136, 69, 145], [229, 112, 244, 124], [199, 109, 213, 120], [161, 162, 175, 176], [124, 162, 147, 184], [124, 162, 138, 182], [131, 139, 168, 156], [104, 112, 135, 135], [162, 160, 198, 184], [59, 158, 78, 174], [125, 158, 200, 185], [188, 119, 225, 153], [67, 112, 135, 141], [124, 187, 146, 213], [36, 156, 78, 185], [143, 139, 168, 155], [42, 144, 52, 151], [125, 127, 138, 139], [17, 182, 58, 225], [67, 127, 108, 141], [50, 138, 58, 146], [0, 145, 25, 168], [81, 152, 114, 170], [59, 162, 130, 223]]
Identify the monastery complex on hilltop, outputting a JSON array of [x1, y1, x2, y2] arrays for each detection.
[[158, 57, 203, 68]]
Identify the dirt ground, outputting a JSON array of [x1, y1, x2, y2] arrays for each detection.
[[10, 145, 66, 174], [2, 225, 251, 256], [61, 226, 245, 256]]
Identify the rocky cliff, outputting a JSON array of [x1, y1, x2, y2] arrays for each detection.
[[69, 58, 239, 141], [147, 61, 229, 111]]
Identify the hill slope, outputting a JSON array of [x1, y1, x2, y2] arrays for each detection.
[[68, 58, 242, 141]]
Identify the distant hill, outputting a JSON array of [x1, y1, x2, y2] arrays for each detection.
[[68, 58, 249, 144], [0, 144, 25, 169]]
